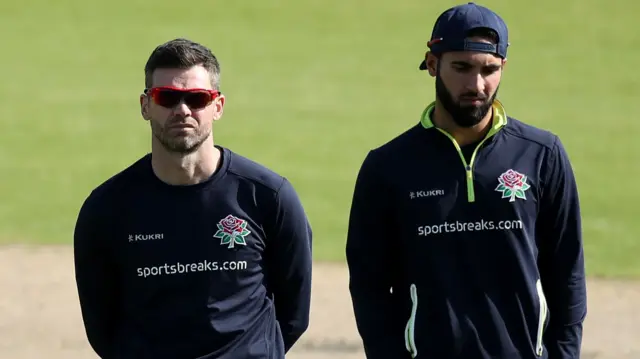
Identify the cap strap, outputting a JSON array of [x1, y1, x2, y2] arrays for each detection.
[[462, 40, 497, 53], [429, 38, 501, 57]]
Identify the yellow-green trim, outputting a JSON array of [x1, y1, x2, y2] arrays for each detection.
[[535, 279, 548, 357], [404, 284, 418, 358], [419, 100, 508, 202]]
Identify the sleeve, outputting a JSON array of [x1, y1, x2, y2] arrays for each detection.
[[345, 151, 410, 359], [537, 137, 588, 359], [264, 177, 313, 353], [73, 191, 120, 359]]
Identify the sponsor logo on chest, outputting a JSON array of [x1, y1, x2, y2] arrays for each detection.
[[410, 189, 445, 199], [128, 233, 164, 242]]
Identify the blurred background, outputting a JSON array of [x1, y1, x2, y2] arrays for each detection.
[[0, 0, 638, 358]]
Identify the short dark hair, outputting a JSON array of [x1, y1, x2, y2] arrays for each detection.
[[465, 27, 499, 44], [144, 38, 221, 90]]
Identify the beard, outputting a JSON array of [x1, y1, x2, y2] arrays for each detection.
[[435, 74, 498, 128], [151, 117, 210, 154]]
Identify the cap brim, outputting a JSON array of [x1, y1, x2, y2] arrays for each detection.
[[418, 60, 427, 70]]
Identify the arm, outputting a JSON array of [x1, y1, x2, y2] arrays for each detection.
[[264, 177, 313, 352], [346, 151, 409, 359], [73, 191, 120, 359], [537, 137, 588, 359]]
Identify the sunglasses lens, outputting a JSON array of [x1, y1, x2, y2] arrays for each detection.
[[151, 89, 214, 109], [184, 92, 213, 109], [153, 90, 183, 108]]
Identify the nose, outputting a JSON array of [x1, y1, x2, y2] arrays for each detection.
[[465, 73, 485, 94], [172, 102, 192, 117]]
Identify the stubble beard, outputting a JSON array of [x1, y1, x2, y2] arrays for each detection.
[[435, 74, 497, 128], [151, 119, 211, 155]]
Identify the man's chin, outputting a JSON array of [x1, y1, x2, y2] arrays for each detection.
[[458, 100, 491, 109], [155, 136, 203, 154], [451, 116, 483, 128], [449, 106, 493, 128]]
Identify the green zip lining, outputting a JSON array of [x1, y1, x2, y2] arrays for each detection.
[[420, 100, 508, 202]]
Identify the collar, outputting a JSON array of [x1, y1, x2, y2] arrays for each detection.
[[419, 99, 508, 135]]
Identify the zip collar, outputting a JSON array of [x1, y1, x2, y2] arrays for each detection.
[[419, 99, 508, 133], [418, 99, 509, 203]]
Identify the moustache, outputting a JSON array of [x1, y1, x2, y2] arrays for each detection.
[[166, 117, 196, 127], [459, 93, 488, 101]]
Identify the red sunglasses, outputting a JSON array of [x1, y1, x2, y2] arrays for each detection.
[[144, 86, 221, 109]]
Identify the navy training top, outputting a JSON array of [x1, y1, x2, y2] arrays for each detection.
[[74, 146, 313, 359], [346, 100, 587, 359]]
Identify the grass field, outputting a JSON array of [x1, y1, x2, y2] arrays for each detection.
[[1, 1, 640, 358], [1, 0, 639, 278]]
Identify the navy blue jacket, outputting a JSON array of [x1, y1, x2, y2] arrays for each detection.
[[74, 146, 312, 359], [346, 100, 587, 359]]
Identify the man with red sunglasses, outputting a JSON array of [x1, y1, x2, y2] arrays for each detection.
[[73, 38, 313, 359]]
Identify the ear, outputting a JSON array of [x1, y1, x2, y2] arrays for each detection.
[[501, 58, 508, 70], [140, 94, 150, 121], [425, 52, 439, 77], [212, 94, 225, 121]]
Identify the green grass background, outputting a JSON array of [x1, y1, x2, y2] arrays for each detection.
[[0, 0, 638, 278]]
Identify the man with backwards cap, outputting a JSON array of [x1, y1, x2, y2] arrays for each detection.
[[345, 3, 587, 359]]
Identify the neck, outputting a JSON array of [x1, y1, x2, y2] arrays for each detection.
[[150, 137, 221, 186], [432, 100, 494, 147]]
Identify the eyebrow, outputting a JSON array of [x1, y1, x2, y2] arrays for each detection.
[[451, 61, 501, 69]]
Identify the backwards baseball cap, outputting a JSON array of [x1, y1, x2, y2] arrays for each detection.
[[419, 2, 509, 70]]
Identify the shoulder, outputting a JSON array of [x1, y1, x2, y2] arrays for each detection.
[[502, 116, 560, 151], [364, 123, 424, 164], [349, 123, 425, 183], [223, 147, 288, 194], [79, 154, 151, 215], [501, 116, 577, 184], [222, 148, 306, 213]]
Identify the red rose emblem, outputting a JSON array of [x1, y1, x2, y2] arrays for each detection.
[[220, 215, 244, 235], [500, 169, 524, 189], [214, 214, 252, 248]]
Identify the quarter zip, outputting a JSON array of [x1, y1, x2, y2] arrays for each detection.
[[419, 100, 508, 202], [432, 129, 493, 202]]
